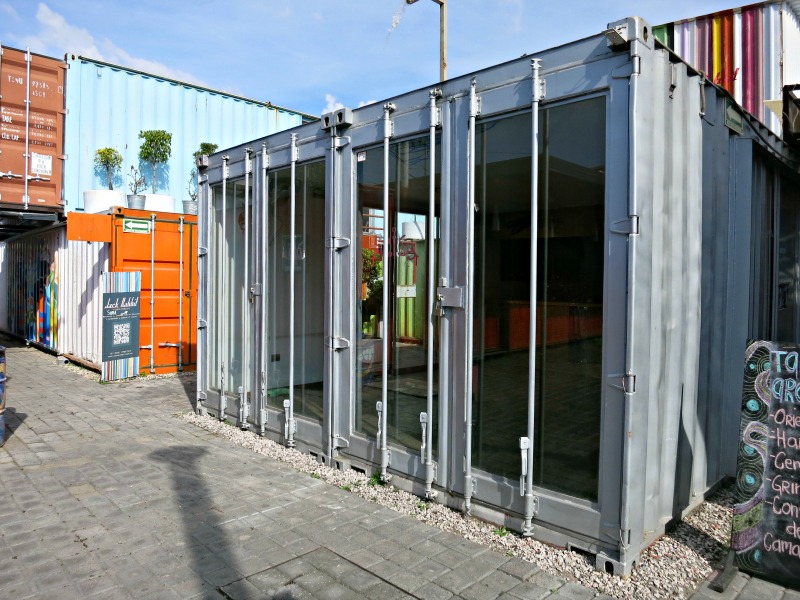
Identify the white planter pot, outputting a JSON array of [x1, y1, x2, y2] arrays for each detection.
[[182, 200, 198, 215], [143, 194, 175, 213], [83, 190, 126, 213]]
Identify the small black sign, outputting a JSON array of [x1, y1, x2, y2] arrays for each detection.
[[733, 340, 800, 587], [101, 291, 141, 362]]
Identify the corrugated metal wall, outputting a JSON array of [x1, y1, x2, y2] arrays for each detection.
[[630, 51, 705, 544], [63, 56, 310, 212], [653, 1, 800, 134], [59, 236, 108, 365]]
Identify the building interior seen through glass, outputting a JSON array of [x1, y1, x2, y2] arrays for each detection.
[[264, 163, 326, 421], [209, 162, 326, 422], [356, 136, 441, 454], [472, 97, 606, 502]]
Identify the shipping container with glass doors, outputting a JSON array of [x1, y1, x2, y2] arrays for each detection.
[[196, 17, 800, 575]]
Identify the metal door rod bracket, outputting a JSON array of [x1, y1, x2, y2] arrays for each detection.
[[325, 336, 350, 350], [610, 215, 639, 236], [326, 236, 351, 249]]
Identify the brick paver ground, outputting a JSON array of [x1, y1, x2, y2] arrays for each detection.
[[1, 336, 794, 599], [0, 338, 608, 599]]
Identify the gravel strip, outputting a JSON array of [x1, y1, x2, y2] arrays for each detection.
[[181, 412, 731, 599]]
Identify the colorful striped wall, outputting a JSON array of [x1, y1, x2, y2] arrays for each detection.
[[654, 1, 800, 134]]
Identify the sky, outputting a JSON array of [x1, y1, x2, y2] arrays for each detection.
[[1, 1, 741, 117]]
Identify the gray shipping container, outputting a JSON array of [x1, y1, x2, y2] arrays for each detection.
[[196, 17, 800, 574]]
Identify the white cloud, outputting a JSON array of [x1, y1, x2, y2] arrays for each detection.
[[0, 3, 19, 20], [358, 100, 377, 108], [322, 93, 345, 115], [278, 7, 291, 18], [16, 3, 207, 86]]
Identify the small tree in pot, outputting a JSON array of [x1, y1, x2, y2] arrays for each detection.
[[138, 130, 172, 193], [186, 142, 218, 202], [94, 148, 123, 190]]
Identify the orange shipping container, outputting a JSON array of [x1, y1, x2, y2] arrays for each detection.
[[0, 46, 66, 210], [68, 207, 197, 374]]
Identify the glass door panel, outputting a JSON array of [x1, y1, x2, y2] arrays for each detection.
[[264, 162, 326, 421], [355, 136, 440, 455], [208, 179, 250, 398], [472, 97, 605, 502]]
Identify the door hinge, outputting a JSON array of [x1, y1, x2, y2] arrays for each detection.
[[198, 319, 207, 329], [610, 215, 639, 236], [334, 136, 350, 149], [198, 246, 208, 257], [326, 336, 350, 350]]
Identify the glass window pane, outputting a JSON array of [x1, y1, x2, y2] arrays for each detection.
[[265, 162, 326, 422], [355, 136, 440, 455], [209, 180, 249, 397], [472, 97, 605, 502]]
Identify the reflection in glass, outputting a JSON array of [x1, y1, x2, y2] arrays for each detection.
[[472, 98, 605, 502], [265, 162, 326, 421], [209, 180, 250, 397], [356, 136, 440, 454]]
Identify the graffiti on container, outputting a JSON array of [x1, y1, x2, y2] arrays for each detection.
[[7, 236, 58, 349]]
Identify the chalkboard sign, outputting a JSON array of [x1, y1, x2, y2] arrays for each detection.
[[733, 340, 800, 587]]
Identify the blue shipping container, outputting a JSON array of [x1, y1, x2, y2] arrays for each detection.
[[64, 55, 313, 212]]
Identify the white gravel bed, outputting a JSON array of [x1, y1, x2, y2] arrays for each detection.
[[181, 412, 731, 599], [62, 360, 193, 384]]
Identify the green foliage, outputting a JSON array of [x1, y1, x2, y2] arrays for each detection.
[[193, 142, 218, 161], [416, 501, 431, 511], [340, 484, 352, 491], [187, 142, 218, 201], [138, 130, 172, 193], [367, 473, 385, 487], [94, 148, 123, 190], [493, 525, 511, 537], [310, 472, 321, 479]]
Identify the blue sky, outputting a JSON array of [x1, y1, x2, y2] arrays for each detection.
[[2, 1, 739, 116]]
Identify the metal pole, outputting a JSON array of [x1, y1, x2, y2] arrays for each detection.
[[219, 156, 229, 419], [619, 40, 642, 565], [380, 103, 395, 482], [260, 143, 268, 435], [327, 127, 337, 465], [23, 49, 31, 210], [439, 0, 447, 81], [284, 134, 298, 447], [424, 88, 441, 499], [241, 149, 251, 428], [464, 77, 478, 515], [178, 216, 184, 371], [523, 59, 543, 536], [149, 214, 156, 374]]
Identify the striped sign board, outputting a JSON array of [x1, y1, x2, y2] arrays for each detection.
[[101, 271, 141, 382]]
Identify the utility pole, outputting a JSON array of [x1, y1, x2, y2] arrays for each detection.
[[406, 0, 447, 81]]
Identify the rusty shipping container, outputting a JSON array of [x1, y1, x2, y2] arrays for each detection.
[[0, 45, 66, 210]]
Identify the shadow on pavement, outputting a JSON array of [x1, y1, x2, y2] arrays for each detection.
[[150, 445, 240, 597], [2, 407, 26, 446], [179, 374, 198, 412]]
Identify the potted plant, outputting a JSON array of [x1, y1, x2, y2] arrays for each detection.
[[138, 129, 173, 211], [184, 142, 217, 215], [83, 147, 126, 213], [127, 165, 147, 210]]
